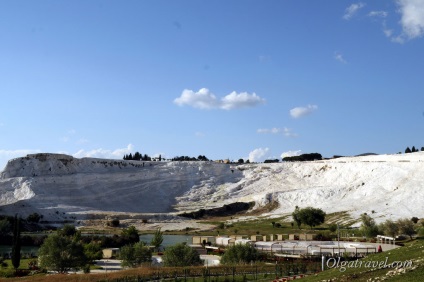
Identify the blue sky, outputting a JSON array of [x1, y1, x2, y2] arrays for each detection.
[[1, 0, 424, 169]]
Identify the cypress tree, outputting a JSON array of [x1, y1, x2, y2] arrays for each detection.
[[11, 214, 21, 271]]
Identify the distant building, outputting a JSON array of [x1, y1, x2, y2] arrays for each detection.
[[102, 248, 120, 259]]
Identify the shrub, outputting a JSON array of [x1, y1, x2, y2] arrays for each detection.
[[162, 243, 202, 267], [26, 213, 42, 223], [108, 218, 120, 227], [221, 244, 259, 265]]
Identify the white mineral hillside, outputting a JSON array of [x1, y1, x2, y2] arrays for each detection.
[[0, 152, 423, 225]]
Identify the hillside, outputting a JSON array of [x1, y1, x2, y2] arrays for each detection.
[[0, 152, 423, 227]]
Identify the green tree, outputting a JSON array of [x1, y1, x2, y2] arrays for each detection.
[[26, 213, 42, 223], [328, 223, 338, 233], [297, 207, 326, 229], [59, 224, 77, 237], [397, 218, 416, 240], [38, 234, 87, 273], [0, 218, 11, 237], [405, 147, 411, 153], [380, 219, 399, 239], [360, 213, 379, 238], [292, 206, 302, 229], [121, 226, 140, 244], [162, 243, 202, 267], [84, 242, 103, 262], [120, 242, 152, 268], [11, 215, 21, 271], [220, 244, 259, 265], [150, 228, 163, 252]]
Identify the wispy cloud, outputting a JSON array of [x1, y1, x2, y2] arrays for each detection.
[[395, 0, 424, 42], [73, 144, 135, 159], [257, 127, 298, 137], [290, 105, 318, 118], [195, 132, 206, 137], [368, 11, 388, 18], [343, 2, 366, 20], [281, 150, 302, 159], [257, 128, 281, 134], [334, 52, 347, 64], [174, 88, 265, 110], [283, 127, 298, 138], [248, 147, 269, 163]]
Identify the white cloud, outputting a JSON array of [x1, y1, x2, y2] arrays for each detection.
[[383, 21, 394, 37], [195, 131, 206, 137], [257, 128, 281, 134], [248, 148, 269, 163], [290, 105, 318, 118], [343, 3, 366, 20], [174, 88, 218, 109], [281, 150, 302, 159], [73, 144, 135, 159], [0, 149, 42, 171], [334, 52, 347, 64], [283, 127, 298, 138], [174, 88, 265, 110], [257, 127, 298, 137], [368, 11, 388, 18], [396, 0, 424, 40], [221, 91, 265, 110]]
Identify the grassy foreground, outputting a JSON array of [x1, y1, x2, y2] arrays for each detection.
[[1, 239, 422, 282], [301, 237, 424, 281]]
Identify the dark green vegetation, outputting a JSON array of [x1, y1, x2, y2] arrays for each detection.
[[120, 242, 152, 268], [38, 233, 87, 273], [150, 228, 163, 252], [404, 146, 424, 153], [292, 206, 326, 229], [162, 243, 202, 267], [11, 215, 21, 271], [123, 152, 151, 161], [179, 202, 255, 219], [220, 244, 259, 265], [282, 153, 322, 162]]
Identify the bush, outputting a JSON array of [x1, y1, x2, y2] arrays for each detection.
[[162, 243, 202, 267], [26, 213, 42, 223], [328, 224, 338, 233], [108, 218, 120, 227], [221, 244, 259, 265], [120, 242, 152, 268], [38, 234, 87, 273]]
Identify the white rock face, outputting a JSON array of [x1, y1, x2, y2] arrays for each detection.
[[1, 152, 424, 223]]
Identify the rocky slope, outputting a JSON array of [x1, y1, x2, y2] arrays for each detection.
[[0, 152, 423, 225]]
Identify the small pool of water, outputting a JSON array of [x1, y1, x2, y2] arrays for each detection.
[[139, 234, 193, 248]]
